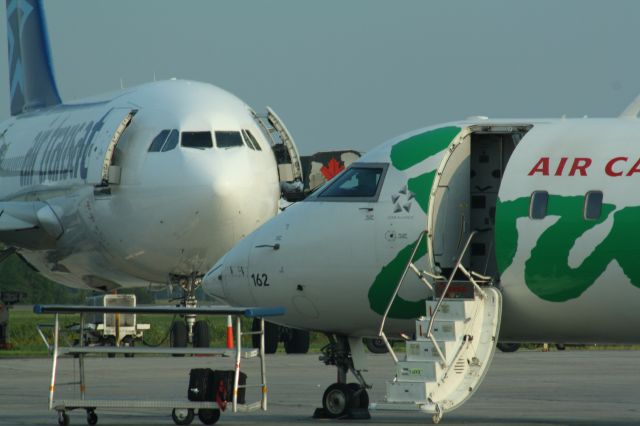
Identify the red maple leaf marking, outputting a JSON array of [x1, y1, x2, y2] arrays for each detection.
[[320, 158, 345, 181]]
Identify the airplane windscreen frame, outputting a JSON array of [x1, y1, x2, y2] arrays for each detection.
[[308, 162, 389, 202]]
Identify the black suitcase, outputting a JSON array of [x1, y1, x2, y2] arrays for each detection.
[[213, 370, 247, 405], [188, 368, 215, 402]]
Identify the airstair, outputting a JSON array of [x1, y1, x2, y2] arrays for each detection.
[[251, 107, 304, 200], [371, 231, 502, 424]]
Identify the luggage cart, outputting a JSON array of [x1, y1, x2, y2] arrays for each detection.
[[34, 304, 285, 426]]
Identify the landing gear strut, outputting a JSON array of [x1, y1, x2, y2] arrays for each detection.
[[169, 274, 210, 350], [313, 334, 371, 420]]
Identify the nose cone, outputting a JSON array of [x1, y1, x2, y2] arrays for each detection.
[[162, 148, 279, 276], [202, 230, 258, 306], [203, 256, 226, 301]]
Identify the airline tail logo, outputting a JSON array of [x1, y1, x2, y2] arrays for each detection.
[[6, 0, 61, 115], [6, 0, 32, 114]]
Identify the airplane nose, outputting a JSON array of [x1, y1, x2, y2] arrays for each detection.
[[203, 230, 258, 306], [203, 256, 226, 301]]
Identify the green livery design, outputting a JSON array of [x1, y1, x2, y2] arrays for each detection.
[[368, 126, 461, 317], [496, 195, 640, 302]]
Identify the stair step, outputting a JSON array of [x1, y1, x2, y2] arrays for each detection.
[[405, 340, 458, 362], [425, 299, 476, 321], [415, 319, 465, 342], [396, 360, 441, 382], [385, 381, 429, 403]]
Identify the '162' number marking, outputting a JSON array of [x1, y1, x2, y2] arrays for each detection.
[[251, 273, 269, 287]]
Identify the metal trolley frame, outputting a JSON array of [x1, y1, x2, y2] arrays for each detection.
[[34, 304, 285, 426]]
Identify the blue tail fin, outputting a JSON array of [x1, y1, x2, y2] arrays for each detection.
[[6, 0, 61, 115]]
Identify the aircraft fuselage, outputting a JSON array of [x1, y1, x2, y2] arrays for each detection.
[[205, 117, 640, 344]]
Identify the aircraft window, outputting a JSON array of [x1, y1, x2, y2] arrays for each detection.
[[529, 191, 548, 219], [215, 131, 244, 148], [161, 129, 179, 152], [241, 130, 255, 150], [243, 129, 262, 151], [584, 191, 603, 220], [148, 130, 169, 152], [182, 131, 213, 149], [315, 164, 388, 201]]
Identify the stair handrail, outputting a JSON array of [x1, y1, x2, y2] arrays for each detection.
[[378, 230, 427, 337], [426, 230, 477, 338], [377, 229, 485, 365], [377, 231, 430, 363]]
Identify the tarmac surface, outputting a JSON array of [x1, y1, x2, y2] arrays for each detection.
[[0, 350, 639, 426]]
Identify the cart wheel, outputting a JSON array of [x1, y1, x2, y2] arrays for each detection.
[[57, 411, 69, 426], [105, 337, 116, 358], [171, 408, 194, 425], [197, 409, 220, 425], [123, 336, 135, 358], [86, 409, 98, 425]]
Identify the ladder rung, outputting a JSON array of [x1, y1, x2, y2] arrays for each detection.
[[241, 331, 263, 336]]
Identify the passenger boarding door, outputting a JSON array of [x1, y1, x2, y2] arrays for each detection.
[[84, 108, 137, 187], [429, 141, 471, 273]]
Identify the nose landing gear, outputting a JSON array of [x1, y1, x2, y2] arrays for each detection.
[[313, 334, 371, 420], [169, 274, 211, 351]]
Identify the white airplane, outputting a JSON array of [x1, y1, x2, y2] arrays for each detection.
[[204, 102, 640, 420], [0, 0, 306, 347]]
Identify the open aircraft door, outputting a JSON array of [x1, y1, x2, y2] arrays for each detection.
[[84, 108, 137, 187]]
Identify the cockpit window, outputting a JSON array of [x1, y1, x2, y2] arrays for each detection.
[[148, 130, 170, 152], [161, 129, 179, 152], [242, 129, 262, 151], [314, 164, 388, 202], [241, 130, 255, 150], [215, 131, 244, 148], [182, 131, 213, 149]]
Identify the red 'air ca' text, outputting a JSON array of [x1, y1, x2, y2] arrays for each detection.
[[528, 157, 640, 177]]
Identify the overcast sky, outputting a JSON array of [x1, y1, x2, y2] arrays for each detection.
[[0, 1, 638, 154]]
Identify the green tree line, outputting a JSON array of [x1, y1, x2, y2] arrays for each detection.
[[0, 254, 156, 304]]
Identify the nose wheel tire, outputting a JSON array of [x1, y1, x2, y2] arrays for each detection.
[[170, 321, 188, 357], [171, 408, 194, 425], [322, 383, 353, 418], [193, 320, 210, 348]]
